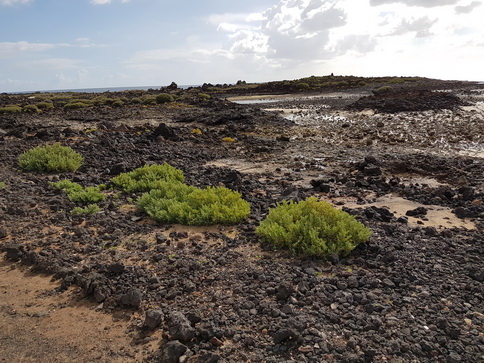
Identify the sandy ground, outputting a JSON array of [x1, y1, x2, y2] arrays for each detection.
[[0, 260, 158, 362]]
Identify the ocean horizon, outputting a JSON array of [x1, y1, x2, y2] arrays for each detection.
[[10, 85, 201, 94]]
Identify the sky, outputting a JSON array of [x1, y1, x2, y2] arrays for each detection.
[[0, 0, 483, 92]]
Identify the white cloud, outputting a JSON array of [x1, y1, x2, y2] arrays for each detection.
[[370, 0, 459, 7], [389, 16, 437, 37], [0, 41, 56, 58], [455, 1, 481, 14], [90, 0, 131, 4], [0, 0, 31, 5]]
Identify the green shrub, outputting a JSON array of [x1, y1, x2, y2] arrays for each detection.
[[137, 183, 250, 225], [111, 99, 124, 107], [0, 181, 6, 189], [50, 179, 83, 193], [0, 105, 22, 114], [297, 82, 310, 90], [373, 86, 394, 95], [131, 97, 142, 104], [36, 101, 54, 110], [23, 104, 41, 113], [142, 96, 157, 106], [112, 163, 185, 193], [256, 197, 372, 258], [156, 93, 175, 104], [198, 93, 211, 101], [19, 143, 83, 172], [64, 102, 91, 109], [71, 204, 101, 215], [51, 179, 105, 204]]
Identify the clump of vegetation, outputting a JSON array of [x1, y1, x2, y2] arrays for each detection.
[[373, 86, 395, 95], [50, 179, 105, 204], [0, 105, 22, 114], [198, 93, 211, 101], [0, 181, 6, 189], [222, 137, 236, 143], [256, 197, 372, 258], [297, 82, 310, 90], [64, 101, 91, 109], [191, 128, 203, 135], [19, 143, 83, 173], [22, 104, 41, 113], [137, 183, 250, 225], [156, 93, 175, 104], [71, 204, 101, 215], [142, 96, 157, 106], [35, 101, 54, 110], [112, 163, 185, 193]]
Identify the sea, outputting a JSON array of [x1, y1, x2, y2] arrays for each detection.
[[11, 85, 199, 94]]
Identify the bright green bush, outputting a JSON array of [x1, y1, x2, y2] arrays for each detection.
[[51, 179, 105, 204], [0, 182, 6, 189], [112, 163, 185, 193], [71, 204, 101, 215], [19, 143, 83, 172], [137, 183, 250, 225], [156, 93, 175, 104], [0, 105, 22, 114], [256, 197, 372, 258]]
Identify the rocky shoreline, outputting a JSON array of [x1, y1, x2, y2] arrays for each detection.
[[1, 78, 483, 362]]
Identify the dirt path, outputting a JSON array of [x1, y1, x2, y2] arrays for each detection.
[[0, 260, 155, 362]]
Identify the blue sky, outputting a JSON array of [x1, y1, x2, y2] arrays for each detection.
[[1, 0, 483, 92]]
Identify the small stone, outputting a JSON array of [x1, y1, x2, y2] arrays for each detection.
[[406, 207, 428, 217], [144, 309, 164, 330], [276, 283, 295, 300], [160, 340, 187, 363], [272, 328, 301, 344], [167, 312, 196, 343], [209, 336, 224, 347], [120, 288, 142, 308]]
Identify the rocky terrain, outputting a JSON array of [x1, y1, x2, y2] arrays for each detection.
[[0, 78, 483, 362]]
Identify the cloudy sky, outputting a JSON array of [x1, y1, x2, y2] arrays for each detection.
[[1, 0, 482, 92]]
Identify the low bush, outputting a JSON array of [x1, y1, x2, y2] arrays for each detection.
[[198, 93, 211, 101], [64, 102, 91, 109], [256, 197, 372, 258], [137, 183, 250, 225], [36, 101, 54, 110], [51, 179, 105, 204], [0, 105, 22, 114], [297, 82, 310, 90], [156, 93, 175, 104], [23, 104, 41, 113], [71, 204, 101, 215], [222, 137, 236, 143], [0, 181, 6, 189], [112, 163, 185, 193], [19, 143, 83, 172], [142, 96, 157, 106], [373, 86, 394, 95]]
